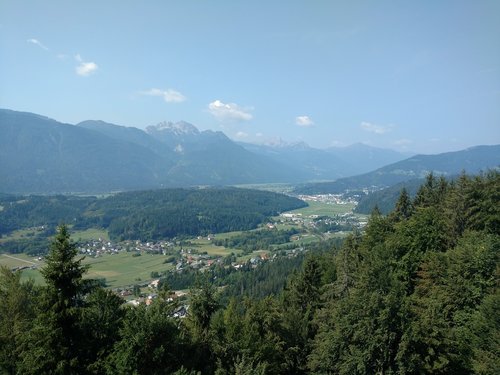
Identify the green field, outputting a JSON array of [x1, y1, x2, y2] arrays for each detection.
[[0, 228, 41, 243], [286, 200, 356, 217], [232, 183, 296, 194], [83, 252, 173, 288], [190, 243, 242, 256], [1, 251, 174, 289], [0, 253, 45, 284], [0, 253, 40, 268], [71, 228, 109, 241], [1, 203, 351, 289]]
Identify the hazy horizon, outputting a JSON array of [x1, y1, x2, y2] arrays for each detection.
[[1, 1, 499, 154]]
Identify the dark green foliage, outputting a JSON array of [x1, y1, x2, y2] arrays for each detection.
[[281, 256, 324, 373], [102, 188, 305, 241], [17, 225, 89, 374], [0, 188, 305, 251], [309, 172, 499, 374], [80, 288, 126, 374], [213, 228, 300, 253], [355, 179, 422, 215], [106, 300, 186, 375], [0, 267, 38, 374], [2, 172, 498, 374], [469, 289, 500, 375], [186, 277, 220, 374], [391, 187, 414, 221]]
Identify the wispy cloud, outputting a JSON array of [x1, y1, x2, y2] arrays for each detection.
[[296, 115, 314, 127], [27, 38, 48, 51], [75, 54, 98, 76], [360, 121, 393, 134], [235, 131, 249, 138], [140, 88, 187, 103], [208, 100, 253, 121]]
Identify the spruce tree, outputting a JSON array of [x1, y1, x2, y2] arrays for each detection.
[[18, 224, 88, 374]]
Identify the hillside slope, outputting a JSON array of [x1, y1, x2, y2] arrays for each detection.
[[295, 145, 500, 194]]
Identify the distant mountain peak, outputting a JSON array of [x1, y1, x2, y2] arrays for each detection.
[[147, 121, 199, 136], [263, 138, 310, 150]]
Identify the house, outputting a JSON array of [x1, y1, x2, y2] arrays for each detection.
[[149, 279, 160, 289], [172, 305, 188, 318]]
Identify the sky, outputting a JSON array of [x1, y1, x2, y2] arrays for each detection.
[[1, 0, 499, 154]]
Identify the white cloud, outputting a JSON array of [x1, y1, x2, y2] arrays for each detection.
[[75, 54, 98, 76], [208, 100, 253, 121], [256, 132, 263, 137], [235, 131, 249, 138], [360, 121, 393, 134], [296, 115, 314, 127], [141, 88, 186, 103], [27, 38, 48, 50], [76, 62, 98, 76]]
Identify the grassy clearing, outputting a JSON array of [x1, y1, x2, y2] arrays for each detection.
[[190, 236, 243, 256], [286, 200, 355, 217], [83, 252, 173, 288], [71, 228, 109, 241], [232, 183, 296, 194], [0, 253, 40, 268], [0, 253, 46, 285], [0, 228, 40, 243], [8, 251, 173, 289]]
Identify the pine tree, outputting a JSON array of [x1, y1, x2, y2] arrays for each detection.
[[18, 224, 88, 374], [0, 267, 37, 374], [391, 187, 414, 222]]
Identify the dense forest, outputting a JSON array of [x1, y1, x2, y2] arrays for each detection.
[[0, 187, 306, 252], [354, 178, 423, 215], [212, 228, 301, 254], [0, 171, 498, 374]]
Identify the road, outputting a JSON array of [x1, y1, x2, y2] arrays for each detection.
[[2, 253, 37, 265]]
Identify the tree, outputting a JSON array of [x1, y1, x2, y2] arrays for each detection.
[[80, 288, 125, 374], [0, 267, 37, 374], [391, 187, 413, 222], [186, 275, 220, 373], [18, 224, 89, 374], [281, 256, 323, 373], [106, 300, 186, 375]]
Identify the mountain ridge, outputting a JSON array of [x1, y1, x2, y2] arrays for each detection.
[[294, 144, 500, 194], [2, 108, 497, 194]]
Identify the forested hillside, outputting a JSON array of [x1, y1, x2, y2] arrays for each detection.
[[295, 145, 500, 194], [354, 178, 424, 214], [0, 187, 306, 252], [1, 171, 498, 374]]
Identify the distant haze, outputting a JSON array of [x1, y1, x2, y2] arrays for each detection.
[[1, 1, 499, 153]]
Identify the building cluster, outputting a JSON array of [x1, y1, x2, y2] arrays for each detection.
[[297, 193, 358, 205], [77, 238, 176, 257]]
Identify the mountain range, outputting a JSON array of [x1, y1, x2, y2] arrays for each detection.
[[1, 108, 498, 194], [294, 145, 500, 194]]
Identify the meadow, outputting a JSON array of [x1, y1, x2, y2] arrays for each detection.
[[287, 200, 356, 217], [1, 251, 173, 289], [0, 200, 358, 288]]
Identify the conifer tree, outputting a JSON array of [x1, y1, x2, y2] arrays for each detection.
[[391, 187, 413, 222], [0, 267, 37, 374], [18, 224, 88, 374]]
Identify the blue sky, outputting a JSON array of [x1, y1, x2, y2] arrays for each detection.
[[1, 1, 499, 154]]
